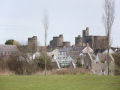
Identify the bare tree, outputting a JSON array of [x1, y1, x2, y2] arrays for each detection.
[[43, 10, 49, 75], [103, 0, 115, 75]]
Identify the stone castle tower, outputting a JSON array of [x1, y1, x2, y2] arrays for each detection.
[[28, 36, 37, 52], [50, 34, 70, 49], [83, 27, 89, 37], [50, 34, 63, 48]]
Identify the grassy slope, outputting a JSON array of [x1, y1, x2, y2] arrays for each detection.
[[0, 74, 120, 90]]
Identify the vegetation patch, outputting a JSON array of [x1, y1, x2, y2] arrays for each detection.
[[0, 74, 120, 90]]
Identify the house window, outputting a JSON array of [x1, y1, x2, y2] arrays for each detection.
[[63, 52, 66, 55], [2, 52, 5, 56], [60, 52, 62, 55]]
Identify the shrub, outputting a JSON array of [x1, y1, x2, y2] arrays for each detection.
[[76, 57, 82, 68], [0, 56, 39, 75], [0, 58, 8, 71], [112, 53, 120, 75], [50, 68, 90, 75], [35, 56, 52, 70]]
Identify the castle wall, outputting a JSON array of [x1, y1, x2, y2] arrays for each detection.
[[75, 27, 107, 49], [50, 34, 63, 49], [63, 42, 70, 47], [83, 36, 93, 47], [82, 36, 107, 49], [93, 36, 107, 49], [50, 34, 71, 49]]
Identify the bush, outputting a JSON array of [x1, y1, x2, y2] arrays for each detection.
[[0, 58, 8, 71], [76, 57, 82, 68], [0, 56, 39, 75], [5, 39, 20, 46], [35, 56, 52, 70], [49, 68, 90, 75], [112, 53, 120, 75], [6, 56, 23, 74]]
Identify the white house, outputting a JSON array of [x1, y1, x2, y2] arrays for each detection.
[[50, 47, 77, 69], [80, 46, 115, 75]]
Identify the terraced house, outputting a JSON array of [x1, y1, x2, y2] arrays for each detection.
[[0, 45, 19, 57]]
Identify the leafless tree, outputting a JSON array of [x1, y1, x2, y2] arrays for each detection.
[[103, 0, 115, 75], [43, 10, 49, 75]]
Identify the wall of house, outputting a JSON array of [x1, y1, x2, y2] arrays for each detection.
[[91, 53, 115, 75]]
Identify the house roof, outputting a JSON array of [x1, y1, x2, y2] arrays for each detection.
[[0, 45, 19, 52], [103, 49, 115, 54], [60, 46, 85, 60], [97, 53, 112, 63], [111, 47, 120, 53], [82, 47, 93, 53], [60, 46, 85, 52]]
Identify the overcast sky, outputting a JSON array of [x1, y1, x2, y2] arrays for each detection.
[[0, 0, 120, 47]]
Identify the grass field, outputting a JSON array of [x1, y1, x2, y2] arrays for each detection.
[[0, 74, 120, 90]]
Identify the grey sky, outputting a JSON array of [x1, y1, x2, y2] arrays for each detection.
[[0, 0, 120, 46]]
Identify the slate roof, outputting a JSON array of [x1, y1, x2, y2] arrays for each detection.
[[97, 53, 112, 63], [0, 45, 19, 52], [60, 46, 85, 60], [60, 46, 85, 52]]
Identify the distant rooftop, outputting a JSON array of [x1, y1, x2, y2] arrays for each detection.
[[0, 45, 19, 52]]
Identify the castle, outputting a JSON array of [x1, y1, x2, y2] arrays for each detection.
[[75, 27, 107, 50], [26, 27, 107, 52], [49, 34, 70, 49], [49, 27, 107, 51]]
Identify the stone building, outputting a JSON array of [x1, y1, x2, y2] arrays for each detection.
[[28, 36, 38, 52], [75, 35, 82, 46], [63, 42, 70, 47], [50, 34, 70, 49], [50, 34, 63, 48], [75, 27, 107, 50]]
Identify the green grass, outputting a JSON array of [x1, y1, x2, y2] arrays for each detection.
[[0, 74, 120, 90]]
